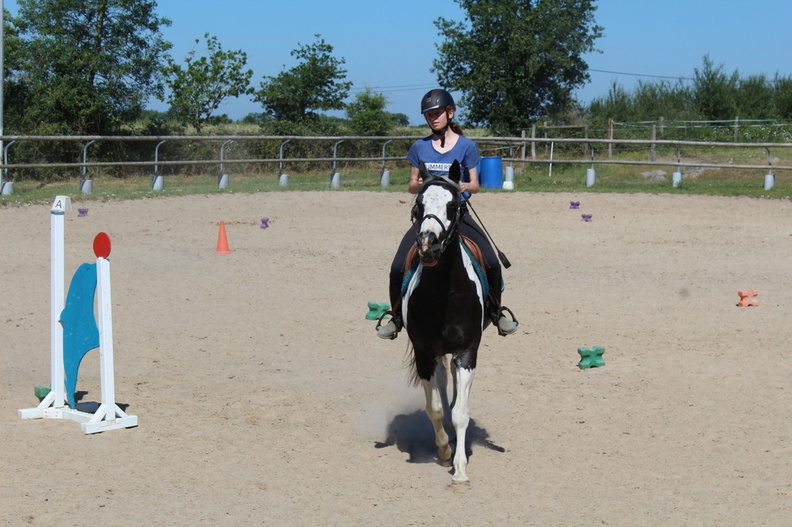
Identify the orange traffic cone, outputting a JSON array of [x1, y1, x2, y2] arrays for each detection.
[[216, 221, 232, 254]]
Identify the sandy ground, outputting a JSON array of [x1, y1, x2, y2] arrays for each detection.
[[1, 189, 791, 526]]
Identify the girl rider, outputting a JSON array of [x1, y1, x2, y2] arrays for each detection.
[[377, 89, 518, 339]]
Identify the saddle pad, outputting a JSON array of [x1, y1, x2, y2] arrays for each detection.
[[401, 237, 489, 298]]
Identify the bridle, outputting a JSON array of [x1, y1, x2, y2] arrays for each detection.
[[411, 176, 463, 265]]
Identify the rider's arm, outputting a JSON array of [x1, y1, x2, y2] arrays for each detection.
[[463, 166, 480, 195], [409, 165, 423, 194]]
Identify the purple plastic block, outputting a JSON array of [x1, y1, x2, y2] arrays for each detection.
[[581, 214, 592, 222], [260, 217, 270, 229], [77, 208, 89, 217], [570, 201, 580, 209]]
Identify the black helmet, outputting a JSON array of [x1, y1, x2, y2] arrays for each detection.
[[421, 89, 455, 114]]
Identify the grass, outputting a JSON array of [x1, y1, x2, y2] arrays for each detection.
[[2, 144, 792, 207]]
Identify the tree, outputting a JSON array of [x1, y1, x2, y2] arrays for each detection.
[[433, 0, 602, 134], [255, 35, 352, 122], [773, 75, 792, 120], [692, 55, 738, 121], [346, 88, 394, 136], [162, 33, 254, 131], [736, 74, 774, 120], [12, 0, 172, 135]]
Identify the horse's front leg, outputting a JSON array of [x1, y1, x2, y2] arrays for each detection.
[[421, 376, 452, 464], [450, 365, 476, 483]]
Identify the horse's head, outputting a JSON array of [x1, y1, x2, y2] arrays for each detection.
[[412, 160, 463, 267]]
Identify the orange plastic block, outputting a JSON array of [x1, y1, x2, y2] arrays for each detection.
[[736, 290, 758, 307]]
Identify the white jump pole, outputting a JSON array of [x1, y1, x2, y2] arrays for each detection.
[[80, 249, 137, 434], [19, 196, 71, 417]]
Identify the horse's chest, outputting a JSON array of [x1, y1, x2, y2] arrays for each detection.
[[402, 255, 485, 337]]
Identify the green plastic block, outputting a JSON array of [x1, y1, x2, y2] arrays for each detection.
[[366, 301, 390, 320], [577, 346, 605, 369], [34, 385, 51, 401]]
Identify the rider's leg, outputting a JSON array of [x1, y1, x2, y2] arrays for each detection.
[[377, 225, 416, 340], [460, 215, 518, 336]]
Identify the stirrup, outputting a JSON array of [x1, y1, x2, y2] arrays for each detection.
[[495, 306, 518, 336], [376, 310, 402, 340]]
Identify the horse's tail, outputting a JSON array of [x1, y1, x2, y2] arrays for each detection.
[[404, 342, 422, 387]]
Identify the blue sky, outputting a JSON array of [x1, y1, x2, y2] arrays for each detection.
[[5, 0, 792, 125]]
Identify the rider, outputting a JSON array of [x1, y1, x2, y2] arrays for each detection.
[[377, 88, 518, 339]]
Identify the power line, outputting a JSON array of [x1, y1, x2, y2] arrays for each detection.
[[348, 83, 436, 94], [589, 68, 694, 82]]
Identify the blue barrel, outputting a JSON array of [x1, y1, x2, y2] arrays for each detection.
[[479, 156, 503, 189]]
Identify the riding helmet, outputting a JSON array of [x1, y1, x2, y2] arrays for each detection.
[[421, 89, 455, 114]]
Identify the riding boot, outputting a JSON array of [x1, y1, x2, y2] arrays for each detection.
[[487, 270, 518, 337], [377, 276, 404, 340]]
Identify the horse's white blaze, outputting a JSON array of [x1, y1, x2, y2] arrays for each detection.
[[419, 185, 453, 238], [460, 248, 486, 329]]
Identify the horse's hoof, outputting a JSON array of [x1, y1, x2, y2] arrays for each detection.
[[451, 476, 471, 486]]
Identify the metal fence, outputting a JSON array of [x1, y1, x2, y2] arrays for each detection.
[[2, 134, 792, 190]]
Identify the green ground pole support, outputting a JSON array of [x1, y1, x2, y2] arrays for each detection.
[[577, 346, 605, 369], [366, 301, 390, 320]]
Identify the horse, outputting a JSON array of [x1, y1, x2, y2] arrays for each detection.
[[401, 160, 490, 483]]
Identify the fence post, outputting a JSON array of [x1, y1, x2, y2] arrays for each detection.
[[278, 139, 291, 186], [764, 147, 775, 190], [607, 119, 614, 158], [218, 139, 233, 189], [651, 125, 657, 162], [80, 140, 96, 194], [330, 140, 343, 188], [152, 140, 166, 191], [530, 125, 536, 160], [734, 116, 740, 142], [380, 139, 393, 187], [583, 125, 589, 159], [1, 140, 15, 195]]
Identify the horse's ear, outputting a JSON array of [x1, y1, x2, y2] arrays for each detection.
[[418, 161, 431, 182], [448, 160, 461, 184]]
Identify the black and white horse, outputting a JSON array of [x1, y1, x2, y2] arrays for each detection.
[[402, 160, 489, 483]]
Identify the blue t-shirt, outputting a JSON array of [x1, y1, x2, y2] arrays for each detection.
[[406, 135, 482, 200]]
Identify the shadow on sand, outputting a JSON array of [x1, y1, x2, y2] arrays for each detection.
[[374, 409, 505, 463]]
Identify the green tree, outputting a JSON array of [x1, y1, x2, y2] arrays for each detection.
[[162, 33, 254, 131], [255, 35, 352, 122], [773, 75, 792, 119], [12, 0, 172, 135], [346, 88, 394, 136], [693, 55, 738, 121], [433, 0, 602, 135], [736, 74, 774, 120]]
